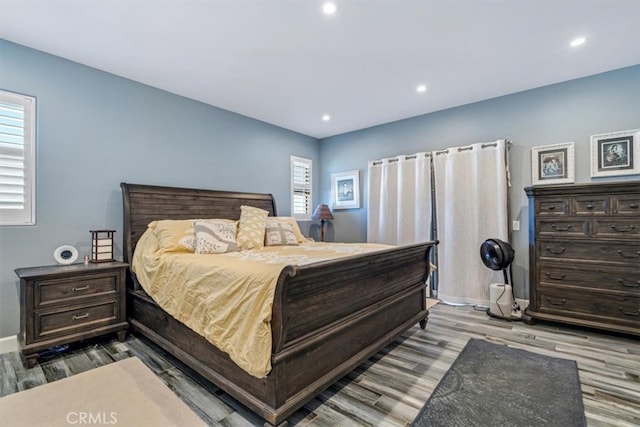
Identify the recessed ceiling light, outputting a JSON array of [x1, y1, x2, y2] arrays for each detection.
[[323, 2, 337, 15], [322, 114, 331, 122], [416, 84, 427, 93], [570, 37, 586, 47]]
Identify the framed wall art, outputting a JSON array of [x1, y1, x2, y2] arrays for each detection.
[[531, 142, 575, 185], [590, 129, 639, 178], [332, 170, 360, 209]]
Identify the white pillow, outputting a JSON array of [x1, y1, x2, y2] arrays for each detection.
[[194, 220, 238, 254]]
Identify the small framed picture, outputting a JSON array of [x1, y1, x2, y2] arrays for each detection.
[[531, 142, 575, 185], [590, 129, 639, 178], [332, 170, 360, 209]]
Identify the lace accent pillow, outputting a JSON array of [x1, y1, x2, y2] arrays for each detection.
[[194, 220, 238, 254], [236, 205, 269, 250], [264, 220, 299, 246]]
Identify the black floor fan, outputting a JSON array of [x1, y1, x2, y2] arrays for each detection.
[[480, 238, 520, 320]]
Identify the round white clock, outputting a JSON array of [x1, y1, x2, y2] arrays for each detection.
[[53, 245, 79, 265]]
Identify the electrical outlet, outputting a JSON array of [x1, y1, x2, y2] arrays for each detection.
[[512, 220, 520, 231]]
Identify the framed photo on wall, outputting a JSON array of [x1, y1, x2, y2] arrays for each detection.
[[590, 129, 640, 178], [332, 170, 360, 209], [531, 142, 575, 185]]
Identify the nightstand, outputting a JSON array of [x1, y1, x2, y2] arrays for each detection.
[[15, 261, 129, 368]]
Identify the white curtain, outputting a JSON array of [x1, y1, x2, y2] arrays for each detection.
[[433, 139, 509, 305], [367, 153, 432, 245]]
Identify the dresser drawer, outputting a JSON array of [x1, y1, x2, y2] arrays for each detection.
[[537, 219, 588, 237], [537, 288, 640, 323], [35, 300, 119, 340], [593, 219, 640, 240], [538, 240, 640, 265], [538, 263, 640, 293], [615, 194, 640, 216], [536, 198, 569, 216], [572, 195, 609, 215], [36, 273, 119, 307]]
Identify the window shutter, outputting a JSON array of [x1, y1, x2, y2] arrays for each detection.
[[0, 91, 36, 225], [291, 156, 312, 220]]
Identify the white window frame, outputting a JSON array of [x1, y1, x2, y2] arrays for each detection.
[[290, 155, 312, 221], [0, 90, 36, 226]]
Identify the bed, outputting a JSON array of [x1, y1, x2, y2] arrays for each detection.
[[121, 182, 437, 426]]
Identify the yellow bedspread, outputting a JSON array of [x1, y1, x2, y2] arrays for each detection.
[[132, 229, 391, 378]]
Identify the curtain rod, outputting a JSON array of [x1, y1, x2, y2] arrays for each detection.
[[371, 140, 512, 164]]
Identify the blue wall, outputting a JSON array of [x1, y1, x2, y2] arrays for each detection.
[[0, 39, 319, 337], [1, 36, 638, 338], [318, 65, 640, 300]]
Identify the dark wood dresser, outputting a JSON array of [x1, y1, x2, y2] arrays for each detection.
[[524, 181, 639, 336], [15, 261, 129, 367]]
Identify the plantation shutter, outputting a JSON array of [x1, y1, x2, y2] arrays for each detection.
[[0, 90, 36, 225], [291, 156, 312, 220]]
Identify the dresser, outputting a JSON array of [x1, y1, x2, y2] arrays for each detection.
[[15, 261, 129, 367], [523, 181, 639, 336]]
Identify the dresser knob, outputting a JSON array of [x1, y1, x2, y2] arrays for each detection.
[[617, 250, 640, 259], [610, 224, 635, 233], [618, 307, 640, 317], [629, 203, 639, 209], [545, 246, 566, 255], [546, 205, 556, 210], [586, 204, 595, 210], [551, 224, 572, 232], [546, 297, 566, 306], [618, 279, 640, 288]]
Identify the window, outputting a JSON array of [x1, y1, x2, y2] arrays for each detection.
[[290, 156, 312, 220], [0, 90, 36, 226]]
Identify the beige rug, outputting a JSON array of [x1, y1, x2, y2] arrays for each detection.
[[426, 298, 439, 310], [0, 357, 206, 427]]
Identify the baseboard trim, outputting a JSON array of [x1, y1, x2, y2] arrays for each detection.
[[0, 335, 18, 354]]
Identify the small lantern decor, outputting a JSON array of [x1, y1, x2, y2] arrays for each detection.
[[90, 230, 115, 263]]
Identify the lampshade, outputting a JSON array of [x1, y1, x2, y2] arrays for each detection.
[[311, 204, 333, 221]]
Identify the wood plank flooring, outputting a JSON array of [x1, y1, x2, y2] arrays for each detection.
[[1, 304, 639, 426]]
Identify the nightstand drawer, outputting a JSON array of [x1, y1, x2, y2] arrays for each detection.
[[35, 300, 119, 340], [36, 273, 118, 307], [615, 194, 640, 216]]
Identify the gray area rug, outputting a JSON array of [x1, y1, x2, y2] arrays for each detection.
[[412, 338, 586, 427]]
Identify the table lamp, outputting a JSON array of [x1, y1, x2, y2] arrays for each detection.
[[311, 204, 333, 242]]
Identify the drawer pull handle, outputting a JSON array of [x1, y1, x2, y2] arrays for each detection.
[[72, 285, 90, 292], [551, 224, 572, 232], [610, 224, 635, 233], [629, 203, 639, 209], [617, 250, 640, 259], [618, 280, 640, 288], [72, 313, 89, 320], [546, 297, 566, 306], [545, 246, 566, 255], [546, 205, 556, 210], [586, 204, 595, 210], [545, 272, 565, 280], [618, 307, 640, 317]]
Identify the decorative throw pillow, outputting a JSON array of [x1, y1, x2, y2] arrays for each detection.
[[194, 220, 238, 254], [264, 220, 299, 246], [269, 217, 307, 243], [149, 219, 199, 253], [236, 205, 269, 250]]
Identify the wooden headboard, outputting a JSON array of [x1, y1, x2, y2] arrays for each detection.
[[120, 182, 277, 264]]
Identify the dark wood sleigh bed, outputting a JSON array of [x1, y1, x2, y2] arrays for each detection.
[[121, 182, 436, 426]]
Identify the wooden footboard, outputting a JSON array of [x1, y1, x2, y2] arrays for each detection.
[[121, 182, 436, 425]]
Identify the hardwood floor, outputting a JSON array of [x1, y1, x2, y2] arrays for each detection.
[[1, 303, 639, 426]]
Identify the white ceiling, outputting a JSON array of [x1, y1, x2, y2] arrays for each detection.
[[1, 1, 639, 139]]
